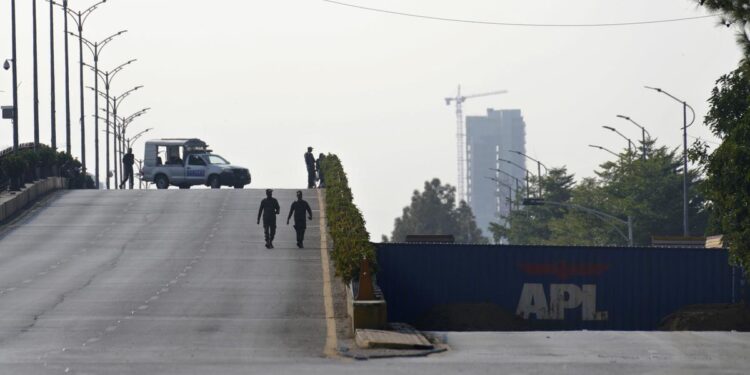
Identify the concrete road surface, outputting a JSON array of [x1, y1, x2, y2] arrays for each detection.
[[1, 189, 749, 375], [0, 189, 334, 374]]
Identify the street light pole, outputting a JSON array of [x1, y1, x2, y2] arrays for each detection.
[[498, 158, 531, 198], [10, 0, 20, 152], [62, 0, 107, 177], [589, 144, 619, 158], [602, 125, 635, 155], [645, 86, 696, 237], [49, 0, 57, 149], [524, 198, 633, 247], [76, 30, 127, 188], [509, 150, 547, 196], [616, 115, 651, 160], [86, 59, 137, 189], [95, 85, 142, 189], [486, 176, 514, 215], [32, 0, 40, 149], [489, 168, 522, 209]]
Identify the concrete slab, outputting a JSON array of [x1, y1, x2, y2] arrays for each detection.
[[356, 329, 433, 349]]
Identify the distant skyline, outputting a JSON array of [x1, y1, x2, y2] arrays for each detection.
[[0, 1, 743, 239]]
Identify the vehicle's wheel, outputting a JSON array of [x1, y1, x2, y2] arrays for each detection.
[[179, 184, 190, 189], [155, 174, 169, 189], [234, 184, 245, 189], [209, 175, 221, 189]]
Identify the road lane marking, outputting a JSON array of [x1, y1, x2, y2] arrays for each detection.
[[317, 189, 338, 358]]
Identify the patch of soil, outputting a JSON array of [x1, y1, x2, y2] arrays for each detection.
[[416, 303, 530, 331], [659, 303, 750, 331]]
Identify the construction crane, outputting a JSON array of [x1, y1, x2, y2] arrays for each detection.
[[445, 85, 508, 203]]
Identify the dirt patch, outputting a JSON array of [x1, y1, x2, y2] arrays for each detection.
[[416, 303, 530, 331], [659, 303, 750, 331]]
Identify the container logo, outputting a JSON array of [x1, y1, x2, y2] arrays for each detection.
[[518, 261, 609, 281], [516, 283, 608, 321], [516, 262, 610, 321]]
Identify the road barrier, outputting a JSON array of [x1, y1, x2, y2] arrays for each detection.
[[376, 243, 746, 330], [0, 177, 68, 223]]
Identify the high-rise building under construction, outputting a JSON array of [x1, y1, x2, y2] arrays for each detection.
[[466, 108, 526, 237]]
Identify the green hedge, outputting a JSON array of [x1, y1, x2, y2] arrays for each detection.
[[321, 154, 376, 282]]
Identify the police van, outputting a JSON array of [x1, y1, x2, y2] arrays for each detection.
[[141, 138, 251, 189]]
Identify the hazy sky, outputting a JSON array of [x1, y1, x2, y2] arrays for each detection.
[[0, 0, 744, 239]]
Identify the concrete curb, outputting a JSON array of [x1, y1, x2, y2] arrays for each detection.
[[0, 177, 68, 223]]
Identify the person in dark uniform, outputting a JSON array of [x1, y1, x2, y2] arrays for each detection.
[[257, 189, 280, 248], [286, 190, 313, 248], [120, 148, 135, 190], [316, 153, 326, 188], [305, 147, 316, 189]]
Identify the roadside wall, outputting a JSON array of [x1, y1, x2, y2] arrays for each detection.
[[376, 243, 745, 330], [0, 177, 67, 222]]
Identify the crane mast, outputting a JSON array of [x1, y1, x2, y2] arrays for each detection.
[[445, 86, 507, 203]]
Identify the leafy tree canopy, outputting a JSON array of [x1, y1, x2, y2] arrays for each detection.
[[389, 178, 488, 243], [490, 144, 709, 246]]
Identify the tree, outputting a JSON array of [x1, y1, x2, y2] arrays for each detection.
[[692, 0, 750, 277], [696, 1, 750, 56], [693, 66, 750, 274], [489, 167, 576, 244], [389, 178, 487, 243], [490, 147, 709, 246]]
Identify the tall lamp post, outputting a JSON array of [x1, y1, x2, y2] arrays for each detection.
[[602, 125, 636, 155], [48, 0, 57, 149], [85, 59, 136, 189], [32, 0, 40, 149], [509, 150, 547, 196], [489, 168, 522, 209], [74, 30, 127, 188], [127, 127, 152, 149], [645, 86, 696, 237], [47, 0, 78, 154], [10, 0, 19, 152], [63, 0, 108, 175], [115, 107, 150, 185], [96, 85, 142, 188], [589, 144, 619, 158], [523, 198, 633, 247], [498, 158, 531, 198], [616, 114, 651, 160], [485, 176, 514, 215]]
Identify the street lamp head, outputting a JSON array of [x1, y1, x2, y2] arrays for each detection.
[[616, 114, 630, 120], [644, 85, 662, 93], [602, 125, 615, 131], [3, 60, 10, 71]]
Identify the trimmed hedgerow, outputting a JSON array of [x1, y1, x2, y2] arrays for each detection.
[[321, 154, 376, 282]]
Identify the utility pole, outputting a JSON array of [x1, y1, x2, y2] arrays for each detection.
[[49, 0, 57, 149], [33, 0, 40, 149]]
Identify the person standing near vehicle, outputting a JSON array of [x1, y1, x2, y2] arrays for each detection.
[[305, 147, 316, 189], [316, 153, 326, 188], [287, 190, 313, 248], [120, 148, 135, 190], [257, 189, 280, 249]]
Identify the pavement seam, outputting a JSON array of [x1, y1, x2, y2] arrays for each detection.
[[317, 189, 339, 358]]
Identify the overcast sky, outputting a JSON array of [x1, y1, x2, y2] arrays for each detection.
[[0, 0, 743, 239]]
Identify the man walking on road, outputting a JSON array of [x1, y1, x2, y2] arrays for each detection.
[[287, 190, 313, 248], [120, 148, 135, 190], [305, 147, 316, 189], [257, 189, 280, 249]]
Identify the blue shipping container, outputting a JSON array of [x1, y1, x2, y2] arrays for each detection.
[[376, 243, 745, 330]]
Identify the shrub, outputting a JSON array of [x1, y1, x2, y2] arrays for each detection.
[[37, 146, 57, 167], [321, 154, 376, 282], [1, 154, 27, 178]]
